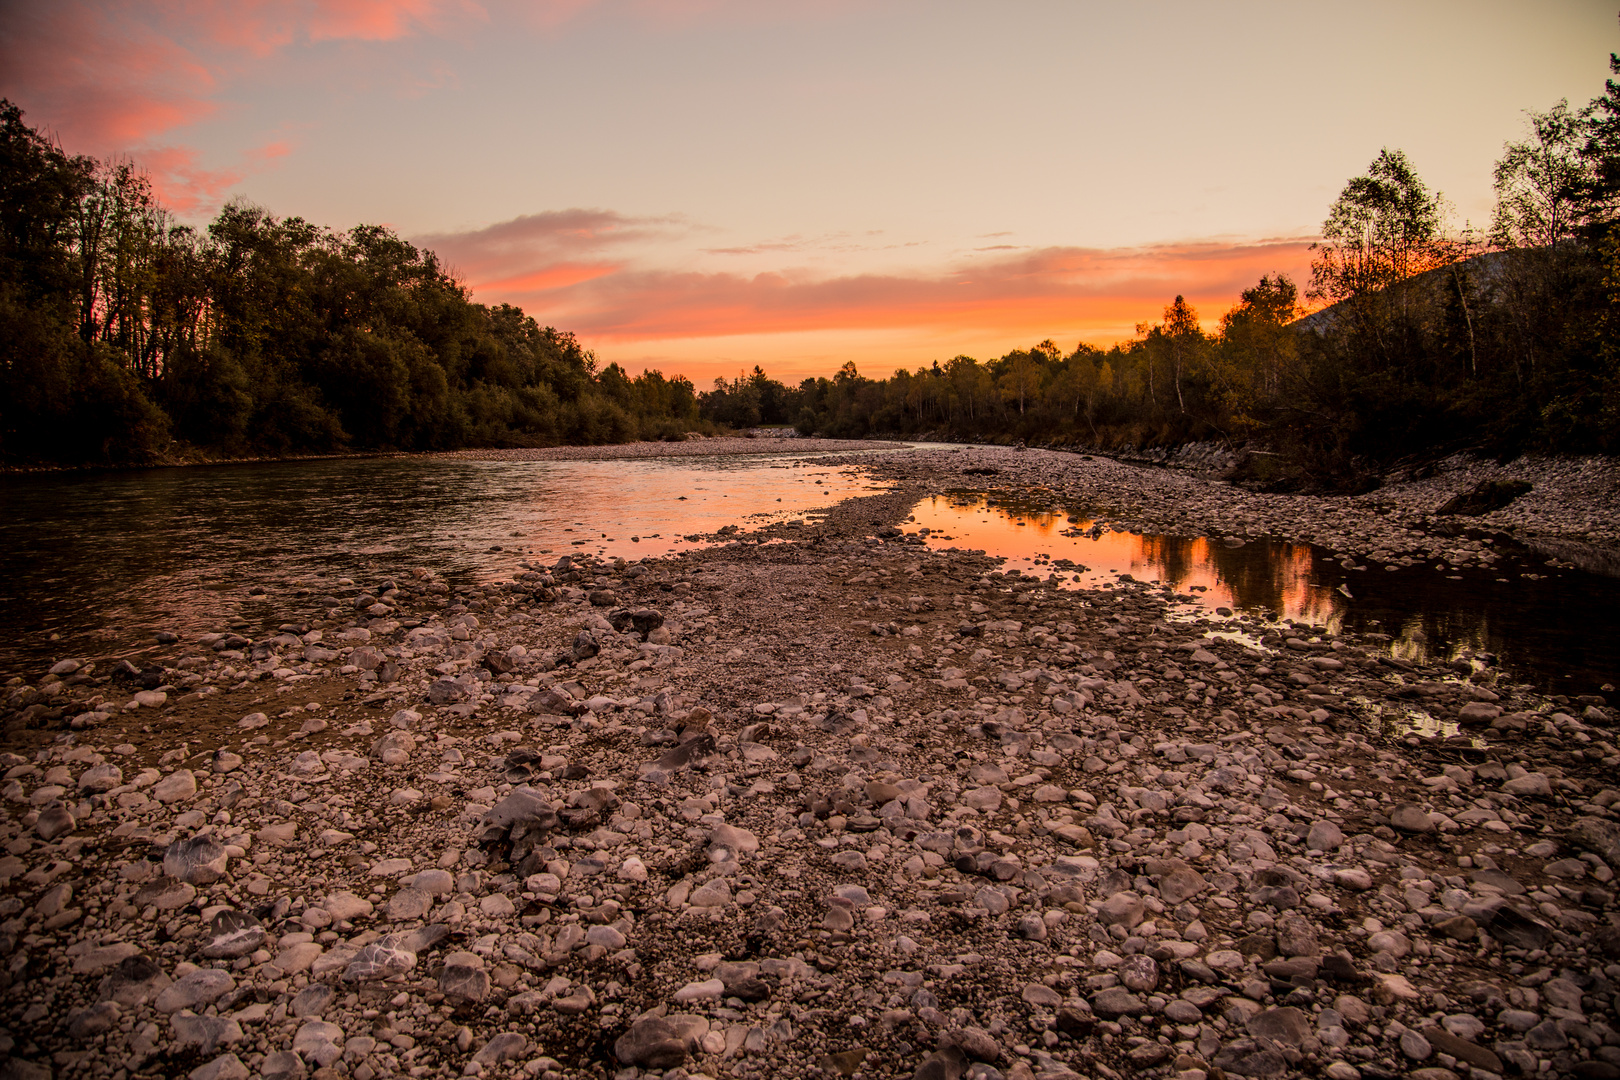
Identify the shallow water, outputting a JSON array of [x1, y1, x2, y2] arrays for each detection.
[[909, 492, 1619, 696], [0, 453, 877, 676], [2, 455, 1614, 698]]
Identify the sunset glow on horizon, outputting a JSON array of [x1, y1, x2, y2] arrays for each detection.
[[3, 0, 1611, 384]]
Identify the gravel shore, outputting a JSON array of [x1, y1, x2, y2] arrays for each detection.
[[3, 453, 1619, 1080]]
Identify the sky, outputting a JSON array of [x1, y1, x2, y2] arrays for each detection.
[[1, 0, 1614, 385]]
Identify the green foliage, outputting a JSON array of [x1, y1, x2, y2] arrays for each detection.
[[1492, 100, 1594, 250], [1584, 52, 1620, 225], [1310, 148, 1448, 306], [0, 101, 706, 465]]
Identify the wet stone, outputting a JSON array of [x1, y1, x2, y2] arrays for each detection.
[[35, 803, 75, 840], [1389, 803, 1436, 833], [342, 934, 416, 981], [198, 909, 265, 958], [154, 969, 235, 1013], [387, 887, 432, 922], [290, 984, 334, 1018], [292, 1020, 345, 1067], [1119, 954, 1160, 992], [1090, 988, 1147, 1018], [171, 1014, 244, 1055], [164, 834, 229, 884], [440, 952, 491, 1002], [1248, 1006, 1311, 1046], [614, 1016, 694, 1069]]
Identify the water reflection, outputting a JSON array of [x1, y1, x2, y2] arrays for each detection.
[[908, 492, 1619, 695], [908, 493, 1337, 620], [0, 453, 875, 676]]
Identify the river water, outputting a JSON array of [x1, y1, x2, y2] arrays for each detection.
[[0, 452, 879, 675], [1, 451, 1615, 695]]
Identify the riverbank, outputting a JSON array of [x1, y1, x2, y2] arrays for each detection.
[[0, 449, 406, 476], [0, 437, 905, 477], [3, 468, 1619, 1080]]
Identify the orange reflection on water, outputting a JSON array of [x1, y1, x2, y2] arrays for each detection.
[[908, 493, 1345, 624]]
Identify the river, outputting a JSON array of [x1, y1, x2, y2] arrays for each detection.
[[1, 449, 1615, 695]]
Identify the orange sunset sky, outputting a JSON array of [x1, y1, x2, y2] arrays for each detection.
[[1, 1, 1612, 384]]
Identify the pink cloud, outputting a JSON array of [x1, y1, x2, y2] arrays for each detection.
[[498, 0, 868, 35], [161, 0, 476, 55], [414, 208, 690, 285], [478, 263, 624, 293], [426, 219, 1317, 348], [305, 0, 469, 42], [245, 137, 295, 163], [132, 145, 247, 216], [0, 1, 219, 150], [1, 0, 470, 152]]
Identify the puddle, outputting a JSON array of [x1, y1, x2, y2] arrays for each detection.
[[908, 492, 1620, 696]]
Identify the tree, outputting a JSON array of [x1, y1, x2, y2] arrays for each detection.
[[1220, 274, 1299, 404], [997, 348, 1042, 415], [1162, 295, 1203, 413], [1491, 100, 1594, 250], [1583, 50, 1620, 229], [1134, 321, 1157, 407], [1031, 339, 1062, 363], [945, 355, 984, 421], [1309, 148, 1448, 305]]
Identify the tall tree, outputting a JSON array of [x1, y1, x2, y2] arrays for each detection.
[[1162, 295, 1202, 413], [1491, 100, 1594, 249], [1309, 148, 1448, 305], [1583, 50, 1620, 229], [1218, 274, 1299, 423]]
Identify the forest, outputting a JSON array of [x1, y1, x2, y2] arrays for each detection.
[[703, 58, 1620, 487], [2, 55, 1618, 475], [0, 101, 705, 466]]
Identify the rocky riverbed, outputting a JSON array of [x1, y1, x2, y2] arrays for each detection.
[[3, 459, 1620, 1080]]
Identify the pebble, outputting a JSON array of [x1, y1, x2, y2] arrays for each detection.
[[151, 768, 197, 803], [163, 834, 229, 883], [154, 969, 235, 1013]]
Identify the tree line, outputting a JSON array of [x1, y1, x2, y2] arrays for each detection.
[[705, 57, 1620, 487], [5, 52, 1619, 475], [0, 101, 706, 465]]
